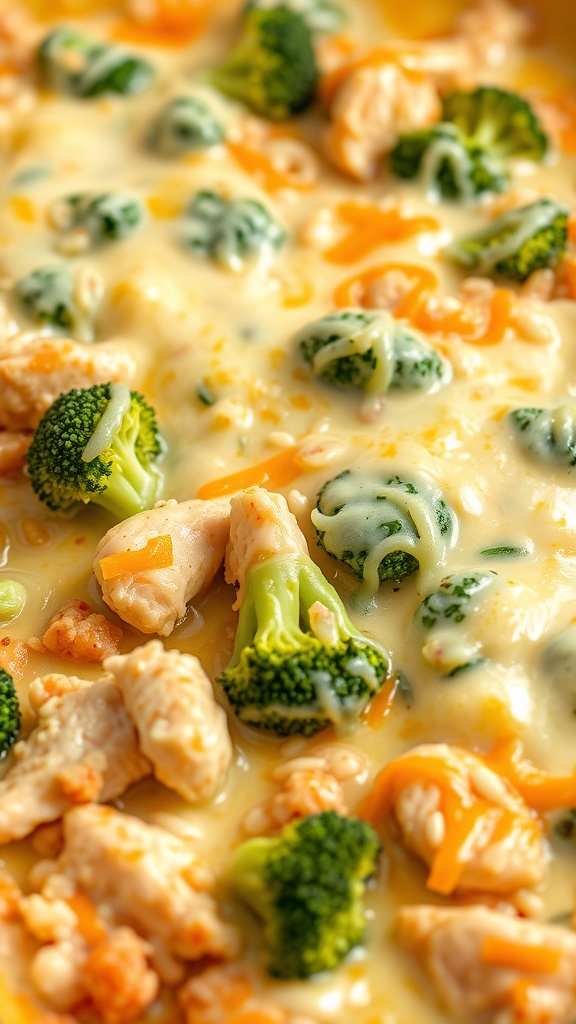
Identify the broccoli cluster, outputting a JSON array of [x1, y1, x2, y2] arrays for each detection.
[[16, 265, 78, 333], [229, 810, 381, 977], [446, 198, 569, 281], [244, 0, 346, 35], [148, 96, 225, 157], [510, 404, 576, 469], [219, 552, 391, 736], [415, 571, 496, 677], [182, 190, 286, 270], [211, 6, 318, 120], [38, 27, 154, 98], [26, 383, 164, 520], [312, 469, 456, 595], [297, 309, 446, 393], [53, 192, 144, 250], [0, 669, 20, 759], [391, 87, 548, 202]]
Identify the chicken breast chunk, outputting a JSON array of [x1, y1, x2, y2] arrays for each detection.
[[224, 486, 307, 607], [362, 744, 545, 894], [94, 497, 231, 636], [0, 333, 135, 431], [59, 804, 240, 961], [0, 678, 150, 843], [397, 904, 576, 1022], [104, 640, 232, 804]]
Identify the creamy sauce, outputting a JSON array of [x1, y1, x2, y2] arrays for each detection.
[[0, 1, 575, 1022]]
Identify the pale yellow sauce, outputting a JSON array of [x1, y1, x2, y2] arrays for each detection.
[[0, 1, 575, 1022]]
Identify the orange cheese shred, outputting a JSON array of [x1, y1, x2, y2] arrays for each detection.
[[483, 738, 576, 811], [197, 446, 300, 500], [325, 204, 439, 265], [99, 534, 174, 580], [65, 891, 107, 946], [228, 142, 314, 194], [112, 0, 210, 46], [481, 936, 562, 975], [333, 261, 438, 309], [365, 676, 398, 727]]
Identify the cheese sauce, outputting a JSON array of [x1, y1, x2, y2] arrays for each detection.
[[0, 0, 576, 1022]]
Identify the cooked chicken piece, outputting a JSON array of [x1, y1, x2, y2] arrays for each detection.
[[324, 63, 440, 180], [94, 497, 231, 636], [364, 744, 545, 895], [58, 804, 240, 961], [29, 933, 89, 1013], [81, 927, 159, 1024], [28, 672, 91, 712], [0, 333, 134, 431], [397, 904, 576, 1022], [0, 679, 150, 844], [41, 600, 123, 662], [179, 962, 318, 1024], [104, 640, 232, 804], [225, 486, 307, 607], [0, 430, 30, 474], [456, 0, 531, 67]]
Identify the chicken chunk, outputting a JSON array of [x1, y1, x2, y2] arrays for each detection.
[[179, 963, 318, 1024], [324, 63, 440, 180], [0, 679, 150, 844], [0, 333, 135, 431], [94, 497, 231, 636], [40, 600, 123, 663], [81, 927, 159, 1024], [58, 804, 240, 961], [225, 486, 307, 607], [104, 640, 232, 804], [397, 904, 576, 1022], [362, 744, 545, 895]]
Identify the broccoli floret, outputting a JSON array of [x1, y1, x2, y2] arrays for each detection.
[[210, 7, 318, 120], [26, 383, 164, 519], [148, 96, 225, 157], [297, 309, 446, 392], [510, 404, 576, 469], [38, 27, 154, 98], [414, 571, 496, 676], [312, 470, 456, 596], [182, 190, 286, 270], [229, 810, 381, 977], [390, 123, 507, 200], [0, 669, 20, 759], [219, 553, 390, 736], [442, 86, 549, 162], [16, 265, 77, 332], [243, 0, 346, 35], [446, 198, 569, 281], [53, 192, 144, 251]]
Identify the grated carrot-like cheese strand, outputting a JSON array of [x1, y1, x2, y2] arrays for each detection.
[[481, 936, 562, 975], [325, 206, 439, 265], [112, 0, 210, 46], [474, 288, 515, 345], [483, 739, 576, 811], [99, 534, 173, 580], [333, 262, 438, 309], [228, 142, 314, 194], [197, 446, 300, 500], [365, 676, 398, 727], [65, 891, 106, 946]]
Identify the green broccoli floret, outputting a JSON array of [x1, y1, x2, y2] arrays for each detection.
[[229, 810, 381, 977], [510, 404, 576, 469], [297, 309, 446, 392], [446, 198, 569, 281], [53, 192, 144, 251], [182, 190, 286, 270], [390, 123, 507, 200], [38, 27, 154, 98], [442, 86, 549, 162], [148, 96, 225, 157], [16, 265, 77, 332], [243, 0, 346, 35], [0, 669, 20, 759], [26, 383, 164, 519], [312, 469, 456, 596], [210, 7, 318, 120], [414, 570, 496, 677]]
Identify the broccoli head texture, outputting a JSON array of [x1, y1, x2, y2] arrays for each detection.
[[390, 123, 507, 200], [312, 469, 456, 597], [26, 382, 164, 519], [415, 571, 496, 631], [182, 190, 286, 269], [244, 0, 346, 35], [442, 86, 549, 162], [297, 309, 445, 392], [446, 197, 569, 281], [218, 553, 391, 736], [229, 810, 381, 977], [210, 6, 318, 120], [148, 96, 224, 157], [0, 669, 20, 759], [54, 192, 144, 249], [510, 404, 576, 469], [16, 265, 77, 332], [38, 27, 154, 98]]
